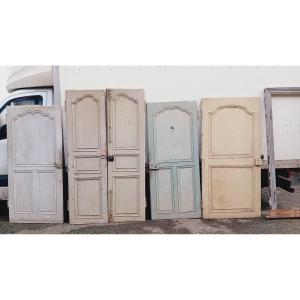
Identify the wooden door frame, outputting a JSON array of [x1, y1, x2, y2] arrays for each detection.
[[264, 87, 300, 209]]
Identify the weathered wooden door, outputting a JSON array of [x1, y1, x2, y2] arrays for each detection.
[[7, 106, 63, 223], [107, 89, 145, 222], [147, 101, 201, 219], [66, 90, 108, 224], [202, 98, 261, 219]]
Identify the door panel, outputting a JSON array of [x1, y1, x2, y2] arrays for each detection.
[[66, 90, 108, 224], [156, 168, 174, 213], [14, 171, 33, 213], [202, 98, 261, 219], [107, 89, 145, 222], [177, 167, 196, 213], [7, 106, 63, 223], [147, 101, 201, 219]]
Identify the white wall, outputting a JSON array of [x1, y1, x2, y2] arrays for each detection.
[[59, 66, 300, 159], [59, 66, 300, 100], [0, 66, 9, 100]]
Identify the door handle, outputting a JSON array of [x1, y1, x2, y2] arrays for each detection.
[[55, 162, 63, 169], [149, 163, 159, 170], [107, 155, 115, 162]]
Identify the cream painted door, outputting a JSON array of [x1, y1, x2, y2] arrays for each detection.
[[147, 101, 201, 219], [107, 89, 145, 222], [202, 98, 261, 219], [7, 106, 63, 223], [66, 90, 108, 224]]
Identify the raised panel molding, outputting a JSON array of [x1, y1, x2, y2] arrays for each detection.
[[153, 107, 194, 162], [74, 156, 102, 173], [113, 176, 140, 216], [209, 106, 255, 158], [13, 110, 56, 166], [74, 177, 103, 218], [113, 154, 140, 172], [72, 95, 100, 151], [111, 93, 140, 150]]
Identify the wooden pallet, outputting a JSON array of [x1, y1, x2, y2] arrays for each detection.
[[266, 208, 300, 219]]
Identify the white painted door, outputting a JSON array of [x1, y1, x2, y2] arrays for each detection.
[[202, 98, 261, 219], [107, 89, 145, 222], [66, 90, 108, 224], [147, 101, 201, 219], [7, 106, 63, 223]]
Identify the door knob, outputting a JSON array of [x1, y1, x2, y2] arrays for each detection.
[[107, 156, 115, 162]]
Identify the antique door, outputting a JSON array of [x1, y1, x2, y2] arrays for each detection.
[[147, 101, 201, 219], [107, 89, 145, 222], [202, 98, 261, 219], [66, 90, 108, 224], [7, 106, 63, 223]]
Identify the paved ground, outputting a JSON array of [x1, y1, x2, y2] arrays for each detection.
[[2, 212, 300, 234], [2, 176, 300, 234]]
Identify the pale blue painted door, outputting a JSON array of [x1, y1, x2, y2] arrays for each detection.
[[147, 101, 201, 219]]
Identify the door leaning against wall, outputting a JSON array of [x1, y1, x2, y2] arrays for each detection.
[[66, 89, 145, 224], [7, 106, 63, 223], [201, 98, 261, 219], [147, 101, 201, 219]]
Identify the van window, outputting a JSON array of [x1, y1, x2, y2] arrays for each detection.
[[0, 95, 43, 140], [0, 95, 43, 114], [0, 125, 6, 140], [11, 95, 43, 106]]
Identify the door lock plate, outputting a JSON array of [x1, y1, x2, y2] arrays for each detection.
[[149, 164, 159, 170]]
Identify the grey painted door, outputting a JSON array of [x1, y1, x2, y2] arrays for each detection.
[[147, 101, 201, 219], [107, 89, 145, 222], [7, 106, 63, 223], [66, 90, 108, 224]]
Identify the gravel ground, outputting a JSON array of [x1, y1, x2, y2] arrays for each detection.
[[1, 174, 300, 234]]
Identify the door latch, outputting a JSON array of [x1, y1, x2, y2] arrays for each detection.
[[149, 163, 159, 170], [107, 155, 115, 162], [254, 159, 263, 166], [55, 162, 63, 169]]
